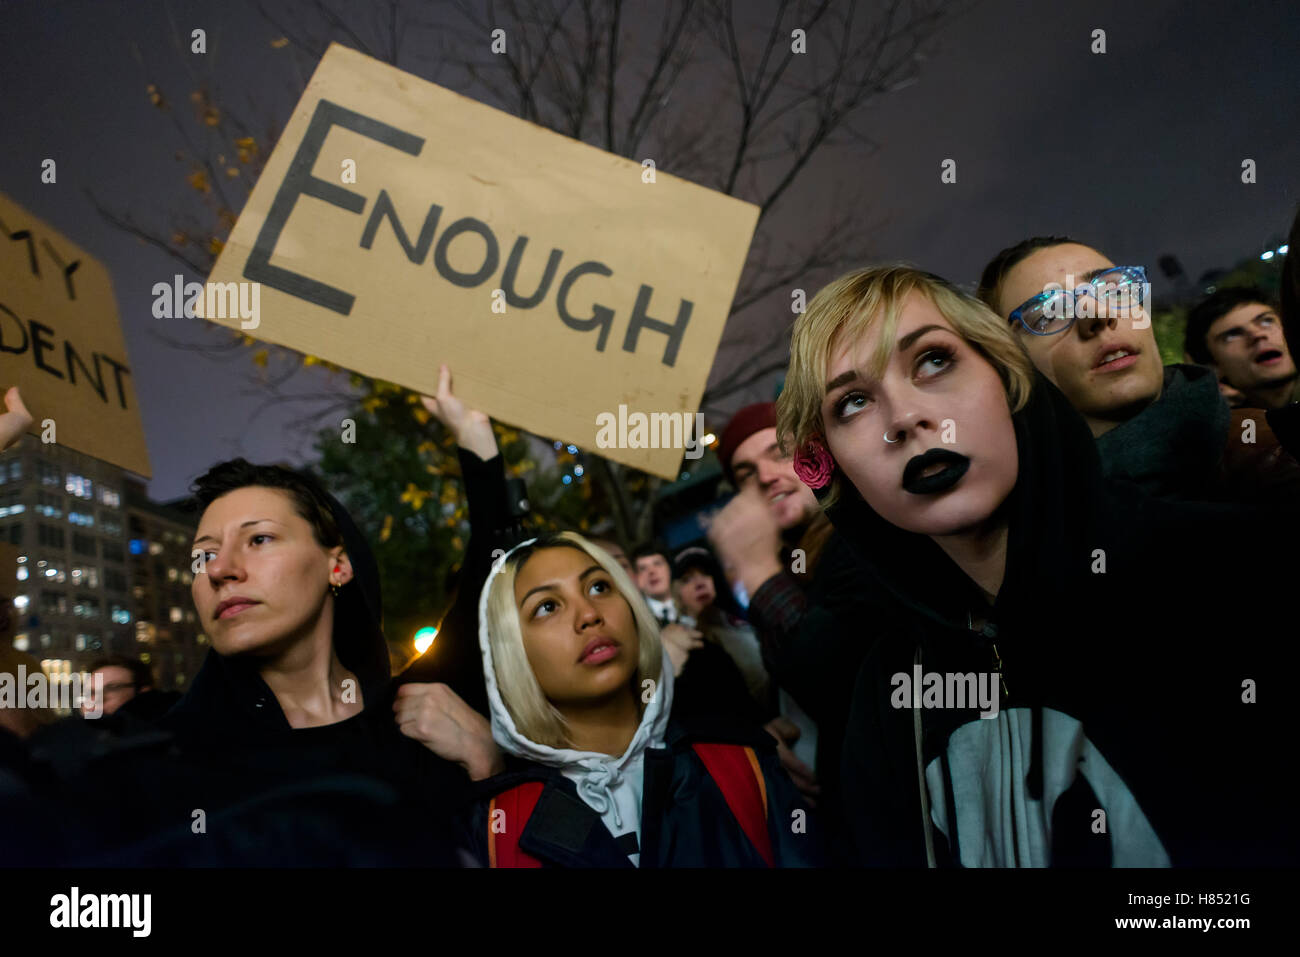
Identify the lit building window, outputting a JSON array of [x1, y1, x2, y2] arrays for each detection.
[[69, 511, 95, 527], [16, 566, 27, 581], [129, 539, 146, 556], [65, 474, 93, 499], [13, 595, 29, 611], [169, 606, 183, 623], [98, 488, 121, 508], [167, 567, 179, 582], [149, 542, 164, 556], [12, 634, 29, 652]]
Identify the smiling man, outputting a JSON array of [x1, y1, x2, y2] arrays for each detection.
[[978, 236, 1300, 503], [1185, 287, 1298, 410]]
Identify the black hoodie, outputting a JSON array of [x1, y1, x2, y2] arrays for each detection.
[[47, 481, 466, 866], [821, 373, 1297, 866]]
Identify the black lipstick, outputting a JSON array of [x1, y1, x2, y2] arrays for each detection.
[[901, 448, 971, 495]]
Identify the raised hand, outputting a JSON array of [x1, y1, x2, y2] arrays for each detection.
[[0, 387, 34, 452], [419, 364, 498, 461]]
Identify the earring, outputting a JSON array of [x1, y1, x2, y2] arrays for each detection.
[[330, 581, 341, 598]]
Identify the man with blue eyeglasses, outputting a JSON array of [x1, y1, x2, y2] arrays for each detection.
[[978, 236, 1300, 503]]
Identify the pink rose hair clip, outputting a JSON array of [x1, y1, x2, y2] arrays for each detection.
[[792, 437, 834, 490]]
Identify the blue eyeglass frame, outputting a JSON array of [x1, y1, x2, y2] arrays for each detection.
[[1008, 265, 1148, 336]]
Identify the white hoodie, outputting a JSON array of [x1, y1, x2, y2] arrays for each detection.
[[478, 539, 674, 866]]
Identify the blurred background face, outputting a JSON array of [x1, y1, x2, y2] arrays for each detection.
[[81, 664, 137, 717], [729, 427, 818, 530], [676, 568, 716, 617], [1206, 302, 1296, 399], [821, 291, 1019, 537], [514, 546, 639, 709], [593, 540, 634, 578], [192, 486, 337, 658], [997, 243, 1164, 434], [634, 554, 671, 599]]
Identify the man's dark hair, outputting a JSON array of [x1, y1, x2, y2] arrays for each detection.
[[1184, 286, 1277, 365], [976, 236, 1081, 311], [190, 458, 342, 549], [629, 542, 670, 566], [89, 655, 153, 692]]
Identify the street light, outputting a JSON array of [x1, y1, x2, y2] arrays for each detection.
[[413, 626, 438, 656]]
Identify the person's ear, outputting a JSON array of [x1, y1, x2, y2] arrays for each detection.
[[329, 547, 354, 587]]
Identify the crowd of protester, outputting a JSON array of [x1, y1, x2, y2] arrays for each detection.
[[2, 215, 1299, 867]]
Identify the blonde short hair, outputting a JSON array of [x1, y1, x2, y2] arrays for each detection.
[[484, 532, 664, 749], [777, 264, 1035, 508]]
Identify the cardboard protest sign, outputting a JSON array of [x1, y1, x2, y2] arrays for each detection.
[[0, 192, 150, 477], [200, 43, 759, 478]]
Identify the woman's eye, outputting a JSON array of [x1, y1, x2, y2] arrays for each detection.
[[834, 392, 869, 420], [532, 598, 558, 619], [1260, 316, 1276, 327], [916, 347, 955, 378], [589, 578, 611, 596], [202, 550, 218, 563], [250, 533, 272, 546]]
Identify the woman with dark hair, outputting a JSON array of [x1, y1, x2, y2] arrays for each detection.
[[778, 264, 1297, 867], [462, 532, 819, 867], [115, 458, 477, 865]]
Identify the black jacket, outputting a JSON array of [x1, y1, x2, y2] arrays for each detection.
[[15, 479, 464, 866], [820, 373, 1297, 866], [460, 720, 822, 867]]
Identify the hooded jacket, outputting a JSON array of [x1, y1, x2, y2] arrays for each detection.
[[821, 372, 1297, 867], [1098, 363, 1300, 502], [462, 539, 822, 867]]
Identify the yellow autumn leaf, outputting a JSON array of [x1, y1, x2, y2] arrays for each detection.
[[225, 167, 239, 178], [252, 350, 268, 368], [208, 237, 224, 255], [412, 406, 431, 426], [362, 396, 383, 414], [187, 170, 210, 194], [203, 107, 220, 127], [270, 36, 289, 48], [399, 483, 430, 510], [379, 514, 393, 543], [303, 355, 319, 366]]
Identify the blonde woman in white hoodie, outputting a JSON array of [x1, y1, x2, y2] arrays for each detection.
[[464, 532, 821, 868]]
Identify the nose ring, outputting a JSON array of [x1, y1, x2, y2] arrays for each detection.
[[883, 430, 903, 444]]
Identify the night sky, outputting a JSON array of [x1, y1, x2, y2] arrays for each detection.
[[2, 0, 1297, 500]]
